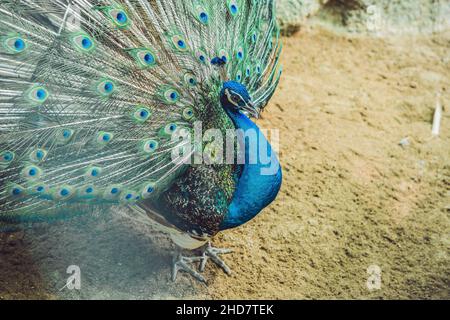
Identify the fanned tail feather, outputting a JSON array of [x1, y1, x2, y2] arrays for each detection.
[[0, 0, 282, 224]]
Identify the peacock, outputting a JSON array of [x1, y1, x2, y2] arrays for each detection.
[[0, 0, 282, 283]]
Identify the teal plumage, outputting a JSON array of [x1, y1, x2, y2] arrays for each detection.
[[0, 0, 282, 281]]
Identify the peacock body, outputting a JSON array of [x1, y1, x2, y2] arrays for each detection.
[[0, 0, 282, 282]]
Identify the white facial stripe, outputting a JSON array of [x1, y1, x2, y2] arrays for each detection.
[[225, 88, 249, 109], [225, 89, 240, 107]]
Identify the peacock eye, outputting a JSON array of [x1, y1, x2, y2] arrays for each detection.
[[28, 86, 49, 104], [85, 166, 103, 179], [184, 73, 197, 87], [30, 183, 49, 196], [218, 49, 229, 63], [227, 0, 240, 16], [163, 88, 180, 104], [120, 190, 139, 204], [103, 185, 121, 199], [133, 106, 152, 123], [108, 8, 130, 28], [96, 131, 114, 145], [142, 182, 156, 199], [111, 187, 119, 194], [29, 148, 47, 163], [21, 165, 42, 180], [9, 184, 25, 198], [195, 49, 208, 64], [199, 12, 208, 24], [142, 139, 159, 155], [163, 123, 178, 135], [2, 35, 27, 54], [97, 79, 116, 96], [54, 185, 75, 200], [171, 34, 189, 52], [195, 6, 209, 25], [236, 46, 245, 60], [246, 65, 251, 77], [256, 64, 262, 75], [236, 70, 242, 82], [79, 184, 96, 198], [142, 52, 155, 65], [251, 32, 258, 43], [131, 49, 157, 68], [58, 128, 74, 143], [183, 107, 195, 121], [1, 150, 15, 167], [72, 33, 95, 52]]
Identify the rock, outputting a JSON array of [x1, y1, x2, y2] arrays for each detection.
[[277, 0, 450, 36], [277, 0, 329, 35], [399, 137, 410, 148]]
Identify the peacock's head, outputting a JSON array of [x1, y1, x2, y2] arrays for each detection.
[[220, 81, 258, 118]]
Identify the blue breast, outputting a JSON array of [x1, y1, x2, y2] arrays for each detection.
[[220, 110, 282, 230]]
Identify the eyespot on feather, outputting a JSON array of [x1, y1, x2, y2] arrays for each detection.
[[71, 32, 95, 53], [29, 148, 47, 163], [132, 106, 152, 123], [85, 165, 103, 179], [218, 49, 229, 63], [1, 150, 15, 168], [195, 49, 208, 64], [21, 164, 43, 180], [159, 123, 178, 138], [96, 79, 116, 97], [103, 185, 123, 201], [168, 32, 189, 52], [96, 131, 114, 146], [2, 35, 27, 54], [58, 129, 75, 144], [128, 48, 157, 68], [141, 139, 159, 155], [194, 5, 210, 25], [120, 190, 140, 204], [141, 182, 157, 199], [183, 107, 195, 121], [8, 184, 26, 198], [236, 70, 243, 82], [227, 0, 240, 16], [184, 73, 197, 87], [27, 85, 49, 104], [161, 87, 180, 104], [100, 6, 131, 28], [53, 185, 75, 200]]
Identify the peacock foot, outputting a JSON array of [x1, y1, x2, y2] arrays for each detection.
[[172, 250, 206, 284], [200, 242, 233, 276]]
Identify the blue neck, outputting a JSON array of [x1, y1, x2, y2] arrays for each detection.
[[220, 109, 282, 230]]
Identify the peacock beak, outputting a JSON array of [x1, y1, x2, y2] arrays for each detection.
[[242, 101, 260, 119]]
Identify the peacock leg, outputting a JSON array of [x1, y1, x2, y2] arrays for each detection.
[[199, 242, 233, 276], [171, 249, 206, 284]]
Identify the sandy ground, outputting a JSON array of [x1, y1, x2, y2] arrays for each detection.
[[0, 27, 449, 300]]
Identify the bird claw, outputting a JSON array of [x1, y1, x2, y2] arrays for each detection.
[[200, 242, 233, 276], [171, 243, 232, 284], [172, 251, 207, 284]]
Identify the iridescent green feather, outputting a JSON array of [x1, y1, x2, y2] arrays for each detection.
[[0, 0, 281, 225]]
